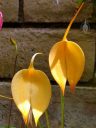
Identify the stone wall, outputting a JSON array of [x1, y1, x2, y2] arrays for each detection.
[[0, 0, 96, 128]]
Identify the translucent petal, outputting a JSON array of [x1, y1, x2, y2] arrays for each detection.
[[49, 3, 85, 94], [11, 69, 31, 124], [11, 68, 51, 126], [49, 40, 67, 94], [66, 41, 85, 92], [49, 40, 85, 94]]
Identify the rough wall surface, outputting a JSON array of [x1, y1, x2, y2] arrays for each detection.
[[0, 0, 96, 127], [0, 83, 96, 128], [0, 0, 19, 22], [0, 28, 95, 81], [24, 0, 93, 22]]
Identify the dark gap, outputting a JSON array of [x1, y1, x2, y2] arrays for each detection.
[[93, 37, 96, 79], [0, 78, 95, 87], [2, 22, 96, 29], [50, 80, 96, 87], [18, 0, 24, 22], [0, 78, 12, 82]]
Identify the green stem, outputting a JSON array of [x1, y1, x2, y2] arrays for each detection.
[[60, 90, 64, 128], [45, 111, 50, 128], [25, 125, 28, 128], [38, 121, 44, 128], [8, 39, 18, 128]]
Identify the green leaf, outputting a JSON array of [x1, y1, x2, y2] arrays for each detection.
[[10, 38, 17, 47], [93, 0, 96, 6], [10, 38, 18, 54], [76, 0, 85, 5]]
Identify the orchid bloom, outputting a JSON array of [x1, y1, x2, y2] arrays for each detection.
[[49, 3, 85, 95], [11, 53, 51, 126], [0, 11, 3, 30]]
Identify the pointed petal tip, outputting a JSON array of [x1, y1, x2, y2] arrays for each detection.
[[23, 116, 28, 125], [32, 109, 41, 127], [70, 85, 75, 94], [34, 117, 39, 127], [60, 85, 65, 96]]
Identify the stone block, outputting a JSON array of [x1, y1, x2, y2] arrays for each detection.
[[0, 28, 95, 81], [24, 0, 93, 22], [0, 82, 96, 128], [0, 0, 19, 22]]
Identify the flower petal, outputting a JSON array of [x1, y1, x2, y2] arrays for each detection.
[[66, 41, 85, 92], [0, 12, 3, 30], [11, 69, 31, 124], [49, 40, 85, 94], [11, 66, 51, 126], [29, 69, 51, 126], [49, 41, 67, 95]]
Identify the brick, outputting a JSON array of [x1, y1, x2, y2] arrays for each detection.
[[0, 0, 19, 22], [0, 82, 96, 128], [0, 28, 95, 81], [49, 85, 96, 128], [0, 82, 22, 127], [24, 0, 93, 22]]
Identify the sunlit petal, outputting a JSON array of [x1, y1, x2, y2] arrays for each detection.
[[49, 40, 85, 94], [66, 41, 85, 92], [11, 69, 31, 124], [49, 3, 85, 94], [11, 53, 51, 126], [49, 41, 67, 94], [18, 100, 30, 124]]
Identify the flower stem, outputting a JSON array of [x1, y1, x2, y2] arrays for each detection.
[[60, 90, 64, 128], [8, 39, 18, 128], [25, 125, 28, 128], [45, 111, 50, 128], [63, 2, 84, 40], [38, 121, 44, 128]]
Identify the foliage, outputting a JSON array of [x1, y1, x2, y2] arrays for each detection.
[[77, 0, 85, 4], [77, 0, 96, 6]]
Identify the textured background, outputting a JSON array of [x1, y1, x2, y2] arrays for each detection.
[[0, 0, 96, 127]]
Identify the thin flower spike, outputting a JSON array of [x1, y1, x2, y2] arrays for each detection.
[[0, 11, 3, 30], [49, 3, 85, 95], [11, 53, 51, 126]]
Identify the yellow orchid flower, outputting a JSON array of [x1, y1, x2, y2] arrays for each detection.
[[49, 3, 85, 95], [11, 53, 51, 126]]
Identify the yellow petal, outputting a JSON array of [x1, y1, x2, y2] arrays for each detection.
[[29, 69, 51, 126], [49, 40, 67, 95], [11, 69, 31, 124], [18, 100, 30, 124], [49, 3, 85, 94], [66, 41, 85, 92], [49, 40, 85, 94], [11, 53, 51, 126]]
